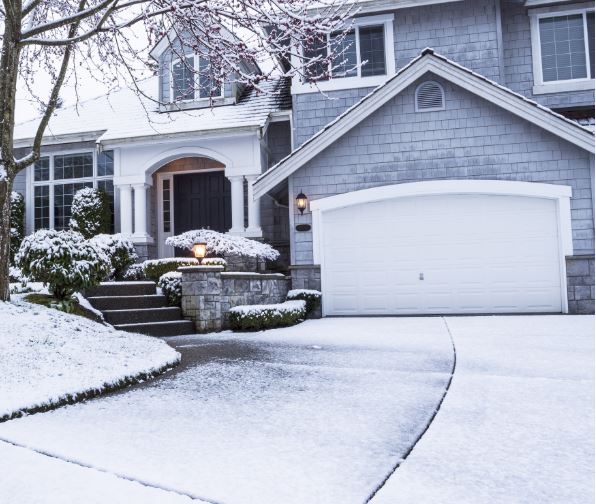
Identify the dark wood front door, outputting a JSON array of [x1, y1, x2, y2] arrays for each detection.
[[174, 171, 232, 237]]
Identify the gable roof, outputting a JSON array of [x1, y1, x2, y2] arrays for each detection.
[[14, 77, 291, 148], [253, 49, 595, 199]]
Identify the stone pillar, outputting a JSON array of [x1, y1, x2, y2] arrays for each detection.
[[119, 185, 133, 235], [132, 183, 150, 239], [180, 266, 224, 332], [245, 175, 262, 238], [228, 175, 245, 235]]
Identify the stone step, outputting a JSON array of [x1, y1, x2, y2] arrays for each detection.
[[103, 307, 182, 325], [87, 294, 168, 311], [113, 320, 195, 337], [86, 281, 156, 297]]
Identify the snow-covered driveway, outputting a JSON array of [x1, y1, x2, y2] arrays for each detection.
[[0, 316, 593, 504], [0, 318, 454, 504]]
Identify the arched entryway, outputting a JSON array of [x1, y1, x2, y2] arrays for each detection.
[[154, 157, 231, 257]]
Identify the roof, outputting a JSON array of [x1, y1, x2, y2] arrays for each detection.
[[14, 76, 291, 147], [253, 49, 595, 199]]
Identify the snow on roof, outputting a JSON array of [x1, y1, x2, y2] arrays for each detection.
[[575, 117, 595, 132], [14, 76, 291, 146]]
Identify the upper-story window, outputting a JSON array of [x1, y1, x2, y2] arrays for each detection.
[[294, 13, 395, 94], [172, 54, 222, 102], [530, 5, 595, 94]]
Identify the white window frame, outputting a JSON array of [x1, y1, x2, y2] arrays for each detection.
[[170, 53, 225, 103], [27, 150, 114, 233], [291, 13, 396, 94], [529, 3, 595, 95]]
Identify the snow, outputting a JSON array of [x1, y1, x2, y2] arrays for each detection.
[[0, 441, 201, 504], [229, 299, 305, 316], [0, 317, 454, 504], [13, 77, 289, 145], [0, 297, 181, 420], [143, 257, 199, 267], [166, 229, 280, 260], [370, 315, 595, 504], [287, 288, 321, 297]]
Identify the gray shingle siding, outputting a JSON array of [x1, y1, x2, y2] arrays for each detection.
[[501, 0, 595, 109], [289, 76, 594, 264]]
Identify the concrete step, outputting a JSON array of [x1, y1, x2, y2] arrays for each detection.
[[87, 294, 168, 311], [113, 320, 195, 337], [86, 281, 156, 297], [103, 307, 182, 325]]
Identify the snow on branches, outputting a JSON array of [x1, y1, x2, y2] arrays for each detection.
[[166, 229, 280, 260]]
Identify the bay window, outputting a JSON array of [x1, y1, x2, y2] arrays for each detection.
[[31, 151, 115, 232]]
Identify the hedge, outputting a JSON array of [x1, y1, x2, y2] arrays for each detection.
[[229, 300, 306, 331], [286, 289, 321, 314], [143, 257, 198, 282]]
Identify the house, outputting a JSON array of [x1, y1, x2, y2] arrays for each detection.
[[13, 0, 595, 315]]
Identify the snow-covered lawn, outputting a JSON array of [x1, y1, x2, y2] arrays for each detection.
[[0, 318, 454, 504], [371, 315, 595, 504], [0, 296, 181, 421]]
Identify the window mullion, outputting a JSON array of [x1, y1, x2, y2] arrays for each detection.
[[355, 26, 362, 78], [582, 11, 591, 79]]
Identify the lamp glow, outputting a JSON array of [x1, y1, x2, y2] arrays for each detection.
[[296, 191, 308, 214], [192, 242, 207, 263]]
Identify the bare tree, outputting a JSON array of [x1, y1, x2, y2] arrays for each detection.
[[0, 0, 356, 301]]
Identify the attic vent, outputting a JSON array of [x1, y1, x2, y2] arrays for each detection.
[[415, 81, 445, 112]]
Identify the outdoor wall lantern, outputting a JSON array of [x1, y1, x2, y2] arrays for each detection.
[[192, 242, 207, 264], [296, 191, 308, 214]]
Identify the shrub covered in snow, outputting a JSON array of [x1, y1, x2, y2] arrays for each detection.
[[122, 263, 146, 281], [143, 257, 198, 282], [166, 229, 279, 261], [158, 271, 182, 306], [9, 265, 25, 284], [10, 191, 25, 265], [229, 300, 306, 331], [287, 289, 321, 315], [90, 234, 138, 280], [16, 230, 111, 300], [69, 187, 111, 239], [202, 257, 228, 268]]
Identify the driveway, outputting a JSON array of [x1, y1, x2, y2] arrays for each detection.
[[0, 316, 593, 504]]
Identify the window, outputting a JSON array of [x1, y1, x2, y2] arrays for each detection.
[[30, 151, 114, 232], [294, 13, 395, 93], [162, 179, 171, 233], [171, 54, 223, 102], [530, 7, 595, 94]]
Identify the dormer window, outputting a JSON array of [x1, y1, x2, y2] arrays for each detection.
[[294, 13, 395, 94], [171, 54, 223, 102], [530, 5, 595, 94]]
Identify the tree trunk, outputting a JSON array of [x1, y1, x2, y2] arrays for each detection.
[[0, 177, 12, 301]]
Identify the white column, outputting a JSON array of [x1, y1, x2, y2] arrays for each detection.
[[132, 183, 150, 239], [245, 175, 262, 238], [119, 185, 133, 235], [228, 175, 245, 234]]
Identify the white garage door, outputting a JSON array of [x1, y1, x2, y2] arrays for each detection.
[[320, 194, 563, 315]]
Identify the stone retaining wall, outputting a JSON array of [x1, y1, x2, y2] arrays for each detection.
[[180, 266, 290, 332], [566, 255, 595, 315]]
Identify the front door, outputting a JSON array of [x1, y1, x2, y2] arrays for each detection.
[[174, 172, 232, 255]]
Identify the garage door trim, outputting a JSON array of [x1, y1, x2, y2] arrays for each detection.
[[310, 180, 573, 315]]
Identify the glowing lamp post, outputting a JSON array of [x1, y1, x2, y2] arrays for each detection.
[[296, 191, 308, 215], [192, 242, 207, 264]]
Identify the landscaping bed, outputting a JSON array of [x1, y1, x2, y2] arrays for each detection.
[[0, 296, 181, 422]]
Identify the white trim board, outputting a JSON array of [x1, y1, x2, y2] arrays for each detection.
[[253, 49, 595, 199]]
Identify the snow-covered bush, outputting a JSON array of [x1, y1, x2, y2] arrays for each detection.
[[69, 187, 111, 239], [166, 229, 279, 261], [286, 289, 321, 315], [158, 271, 182, 306], [10, 191, 25, 265], [9, 265, 26, 284], [229, 300, 306, 331], [16, 230, 111, 300], [143, 257, 198, 282], [90, 234, 138, 280], [123, 263, 146, 281], [202, 257, 227, 269]]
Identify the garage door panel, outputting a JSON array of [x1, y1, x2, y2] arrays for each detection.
[[321, 193, 563, 315]]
